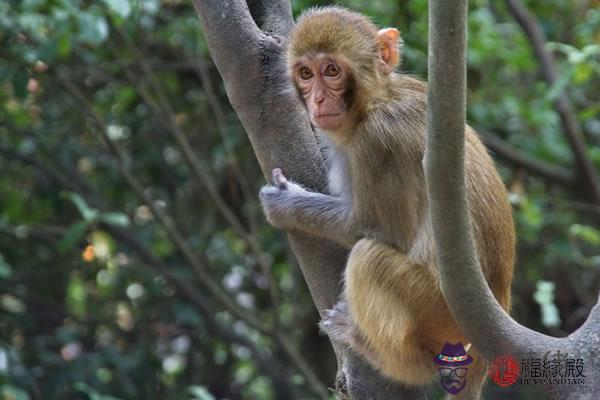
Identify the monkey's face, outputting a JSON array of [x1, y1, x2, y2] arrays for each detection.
[[292, 55, 350, 132]]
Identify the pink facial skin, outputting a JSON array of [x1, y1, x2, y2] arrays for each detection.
[[293, 55, 349, 132]]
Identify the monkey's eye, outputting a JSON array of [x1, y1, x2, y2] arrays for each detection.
[[299, 67, 313, 80], [324, 63, 340, 77]]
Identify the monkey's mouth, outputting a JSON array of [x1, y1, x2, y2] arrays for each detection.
[[313, 113, 343, 130], [315, 113, 342, 118]]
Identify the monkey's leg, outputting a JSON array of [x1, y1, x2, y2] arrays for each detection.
[[343, 238, 443, 385], [450, 357, 487, 400]]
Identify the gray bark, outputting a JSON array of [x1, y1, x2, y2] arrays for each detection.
[[425, 1, 599, 399]]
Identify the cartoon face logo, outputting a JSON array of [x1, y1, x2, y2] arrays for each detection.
[[433, 342, 473, 395]]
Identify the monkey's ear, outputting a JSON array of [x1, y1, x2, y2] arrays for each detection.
[[377, 28, 401, 74]]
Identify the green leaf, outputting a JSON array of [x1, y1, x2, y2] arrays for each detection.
[[12, 69, 29, 99], [546, 42, 578, 56], [546, 72, 571, 102], [1, 295, 26, 313], [582, 44, 600, 57], [78, 11, 109, 45], [580, 102, 600, 121], [57, 0, 79, 14], [521, 199, 543, 229], [74, 382, 122, 400], [573, 62, 593, 84], [18, 13, 48, 41], [0, 254, 12, 278], [533, 280, 561, 328], [102, 0, 132, 18], [569, 224, 600, 246], [66, 274, 87, 318], [1, 384, 30, 400], [59, 221, 90, 252], [57, 33, 73, 57], [63, 192, 99, 221], [187, 385, 216, 400], [100, 212, 130, 227], [90, 230, 116, 259]]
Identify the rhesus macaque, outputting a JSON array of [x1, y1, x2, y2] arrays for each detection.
[[260, 6, 515, 398]]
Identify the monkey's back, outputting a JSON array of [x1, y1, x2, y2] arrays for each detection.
[[336, 74, 515, 386], [337, 73, 515, 310]]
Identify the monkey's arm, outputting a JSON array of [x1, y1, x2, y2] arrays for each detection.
[[259, 169, 358, 248]]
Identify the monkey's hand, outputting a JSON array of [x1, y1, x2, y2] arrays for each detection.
[[260, 169, 354, 246], [259, 168, 310, 229]]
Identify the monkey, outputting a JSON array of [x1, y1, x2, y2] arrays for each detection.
[[259, 6, 515, 399]]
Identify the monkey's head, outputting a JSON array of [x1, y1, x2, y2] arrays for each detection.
[[288, 7, 401, 134]]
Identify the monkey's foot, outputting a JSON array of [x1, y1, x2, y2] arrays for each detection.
[[334, 369, 349, 400], [320, 301, 360, 346]]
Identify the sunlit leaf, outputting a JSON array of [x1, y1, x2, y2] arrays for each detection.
[[546, 72, 571, 102], [63, 192, 99, 221], [74, 382, 122, 400], [188, 385, 217, 400], [582, 44, 600, 59], [1, 385, 30, 400], [1, 295, 26, 314], [569, 224, 600, 246], [100, 212, 130, 227], [0, 255, 12, 279], [102, 0, 132, 18], [66, 274, 87, 318], [78, 11, 109, 45], [533, 280, 561, 328], [90, 230, 116, 260]]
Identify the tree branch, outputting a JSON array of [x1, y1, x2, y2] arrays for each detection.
[[427, 0, 552, 359], [0, 142, 330, 399], [480, 132, 575, 186], [110, 35, 283, 317], [247, 0, 294, 36], [60, 77, 269, 335], [194, 0, 343, 325], [426, 2, 600, 398], [504, 0, 600, 204], [106, 225, 297, 398]]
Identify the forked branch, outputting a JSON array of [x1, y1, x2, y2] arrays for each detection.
[[426, 1, 600, 398]]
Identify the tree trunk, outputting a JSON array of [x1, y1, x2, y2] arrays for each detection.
[[192, 0, 425, 398], [425, 1, 599, 399]]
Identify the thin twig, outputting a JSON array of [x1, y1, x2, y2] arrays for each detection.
[[191, 52, 283, 318], [59, 77, 269, 335], [276, 333, 331, 399], [0, 145, 329, 398], [504, 0, 600, 204], [112, 34, 283, 317], [479, 131, 575, 186], [106, 225, 297, 398]]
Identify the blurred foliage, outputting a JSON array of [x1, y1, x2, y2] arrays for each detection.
[[0, 0, 599, 399]]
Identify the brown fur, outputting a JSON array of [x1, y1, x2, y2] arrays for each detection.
[[281, 6, 515, 399]]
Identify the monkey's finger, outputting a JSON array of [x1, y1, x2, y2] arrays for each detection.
[[272, 168, 288, 188]]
